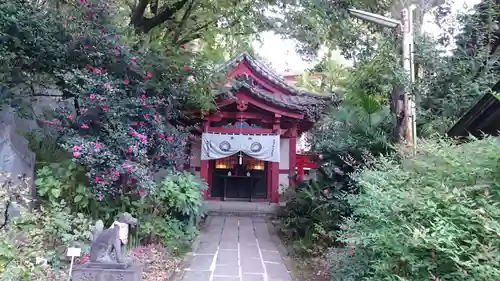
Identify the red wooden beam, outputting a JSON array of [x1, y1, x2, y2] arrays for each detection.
[[235, 91, 304, 120], [206, 127, 274, 134], [206, 111, 274, 121]]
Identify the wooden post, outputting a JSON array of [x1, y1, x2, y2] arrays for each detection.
[[288, 124, 297, 186], [200, 120, 210, 200], [271, 114, 281, 203], [297, 166, 304, 181]]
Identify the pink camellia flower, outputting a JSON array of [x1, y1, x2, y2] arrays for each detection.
[[97, 195, 103, 201], [90, 93, 95, 100], [73, 151, 79, 158], [72, 145, 80, 152], [95, 143, 102, 149], [113, 171, 119, 178], [95, 176, 100, 183], [128, 146, 133, 153], [93, 68, 101, 74], [102, 106, 109, 111], [66, 114, 72, 120], [130, 57, 136, 61], [143, 114, 149, 119], [138, 134, 147, 144], [81, 123, 88, 129], [83, 44, 89, 49], [159, 132, 165, 138], [166, 136, 173, 141], [123, 79, 129, 85], [104, 83, 112, 89], [323, 188, 329, 195], [130, 131, 136, 137]]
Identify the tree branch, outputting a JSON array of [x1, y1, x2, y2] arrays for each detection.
[[131, 0, 190, 33], [0, 201, 10, 231], [178, 27, 258, 45], [171, 0, 198, 44], [131, 0, 150, 25]]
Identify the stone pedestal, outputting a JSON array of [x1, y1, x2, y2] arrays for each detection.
[[72, 263, 142, 281]]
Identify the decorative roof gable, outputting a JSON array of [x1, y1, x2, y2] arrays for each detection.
[[218, 52, 335, 99], [209, 52, 341, 126]]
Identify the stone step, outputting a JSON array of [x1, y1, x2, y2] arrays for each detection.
[[203, 201, 285, 217]]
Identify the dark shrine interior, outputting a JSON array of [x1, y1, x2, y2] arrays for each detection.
[[211, 154, 267, 201]]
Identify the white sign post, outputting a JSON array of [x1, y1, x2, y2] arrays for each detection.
[[66, 247, 82, 281]]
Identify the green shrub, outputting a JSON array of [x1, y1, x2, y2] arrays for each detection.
[[126, 171, 206, 253], [281, 180, 348, 256], [35, 163, 93, 214], [335, 137, 500, 281], [0, 201, 91, 280], [135, 215, 194, 256], [155, 171, 207, 226]]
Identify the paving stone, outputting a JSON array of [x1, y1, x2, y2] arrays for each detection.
[[242, 274, 265, 281], [257, 241, 277, 251], [219, 241, 238, 250], [265, 263, 292, 281], [213, 265, 240, 276], [182, 270, 211, 281], [200, 233, 222, 243], [216, 249, 239, 265], [180, 216, 292, 281], [240, 245, 260, 258], [261, 250, 282, 262], [241, 258, 264, 273], [252, 217, 266, 222], [239, 236, 257, 244], [188, 254, 214, 270], [196, 242, 219, 254]]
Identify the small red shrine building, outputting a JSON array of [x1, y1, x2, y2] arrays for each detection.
[[187, 53, 334, 203]]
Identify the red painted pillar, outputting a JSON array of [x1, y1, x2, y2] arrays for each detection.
[[271, 114, 281, 203], [200, 120, 210, 200], [298, 166, 304, 181], [289, 125, 297, 186], [271, 162, 279, 203], [266, 162, 272, 200], [200, 160, 209, 200]]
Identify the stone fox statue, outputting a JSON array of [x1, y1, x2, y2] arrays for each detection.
[[89, 212, 138, 264]]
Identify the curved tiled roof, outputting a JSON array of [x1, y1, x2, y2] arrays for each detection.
[[215, 80, 336, 121], [218, 52, 336, 99]]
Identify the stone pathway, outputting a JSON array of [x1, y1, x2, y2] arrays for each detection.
[[181, 216, 292, 281]]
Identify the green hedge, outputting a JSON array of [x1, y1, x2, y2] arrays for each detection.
[[334, 137, 500, 281]]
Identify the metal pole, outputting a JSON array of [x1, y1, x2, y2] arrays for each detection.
[[400, 5, 417, 151]]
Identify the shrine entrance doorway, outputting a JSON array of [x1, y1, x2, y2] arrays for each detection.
[[210, 154, 268, 201]]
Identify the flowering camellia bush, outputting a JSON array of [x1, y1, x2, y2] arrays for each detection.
[[2, 0, 208, 199]]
